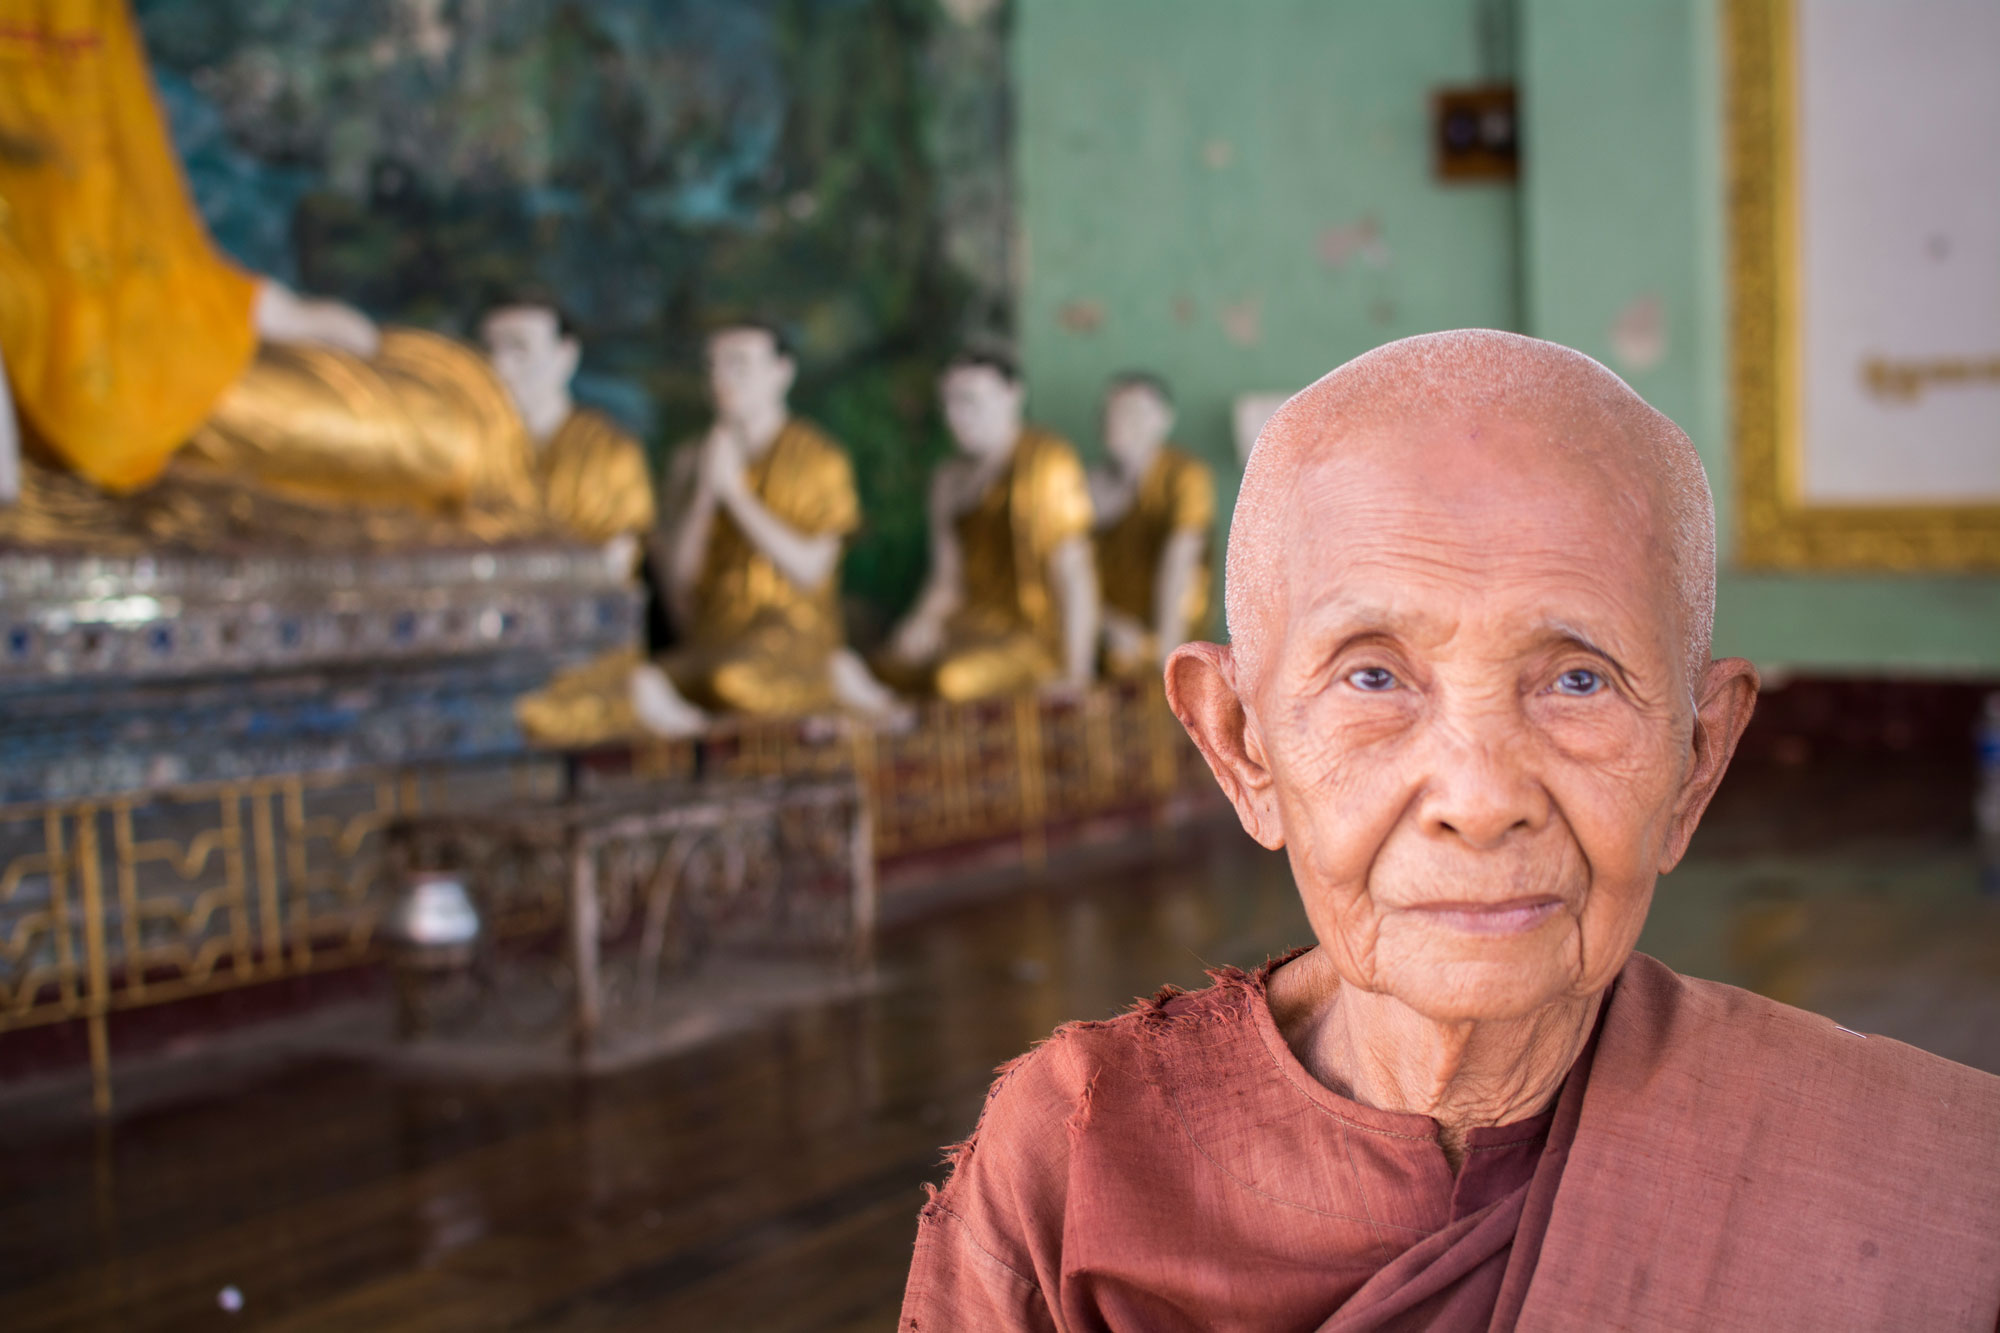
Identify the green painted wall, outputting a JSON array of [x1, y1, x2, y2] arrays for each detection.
[[1018, 0, 2000, 675], [1015, 0, 1521, 528], [1518, 0, 2000, 675]]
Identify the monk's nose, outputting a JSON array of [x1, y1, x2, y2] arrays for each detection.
[[1418, 727, 1551, 850]]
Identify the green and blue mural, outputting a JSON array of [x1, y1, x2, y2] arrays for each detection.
[[137, 0, 1013, 630]]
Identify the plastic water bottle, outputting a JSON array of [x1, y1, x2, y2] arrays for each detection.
[[1978, 694, 2000, 896]]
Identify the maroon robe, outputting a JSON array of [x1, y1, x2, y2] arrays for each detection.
[[900, 952, 2000, 1331]]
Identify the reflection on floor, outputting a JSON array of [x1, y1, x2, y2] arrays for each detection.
[[3, 754, 1995, 1332]]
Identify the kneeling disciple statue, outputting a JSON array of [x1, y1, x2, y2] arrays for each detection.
[[881, 353, 1098, 700], [1087, 373, 1214, 679], [650, 323, 902, 727], [900, 331, 2000, 1331], [519, 323, 902, 741]]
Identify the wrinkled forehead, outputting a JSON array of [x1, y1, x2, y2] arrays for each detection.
[[1253, 422, 1681, 675]]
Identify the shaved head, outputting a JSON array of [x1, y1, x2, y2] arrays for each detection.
[[1168, 329, 1757, 1036], [1225, 330, 1716, 688]]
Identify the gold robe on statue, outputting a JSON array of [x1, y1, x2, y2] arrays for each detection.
[[0, 0, 259, 491], [512, 646, 653, 751], [1097, 445, 1214, 678], [183, 330, 542, 521], [0, 393, 652, 554], [506, 413, 664, 748], [665, 418, 860, 715], [914, 428, 1094, 702], [535, 407, 656, 543]]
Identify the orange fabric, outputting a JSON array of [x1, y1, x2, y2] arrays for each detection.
[[1515, 952, 2000, 1329], [901, 951, 2000, 1331], [0, 0, 259, 491]]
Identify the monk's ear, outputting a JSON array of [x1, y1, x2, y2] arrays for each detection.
[[1165, 642, 1284, 849], [1659, 656, 1760, 872]]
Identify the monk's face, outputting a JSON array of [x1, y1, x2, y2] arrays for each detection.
[[482, 305, 579, 421], [1225, 418, 1721, 1022], [1103, 383, 1174, 474], [707, 328, 795, 425], [941, 365, 1025, 460]]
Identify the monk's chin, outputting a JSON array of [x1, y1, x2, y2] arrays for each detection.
[[1370, 921, 1586, 1023]]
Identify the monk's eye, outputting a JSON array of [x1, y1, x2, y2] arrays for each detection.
[[1553, 668, 1604, 697], [1347, 666, 1398, 693]]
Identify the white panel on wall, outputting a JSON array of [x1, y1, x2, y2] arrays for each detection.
[[1796, 0, 2000, 504]]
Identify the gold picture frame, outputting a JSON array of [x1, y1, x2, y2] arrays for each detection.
[[1727, 0, 2000, 570]]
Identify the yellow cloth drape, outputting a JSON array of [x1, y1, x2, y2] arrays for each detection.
[[663, 418, 860, 716], [1097, 444, 1215, 677], [908, 427, 1094, 702], [0, 392, 650, 553], [184, 329, 541, 519], [0, 451, 567, 552], [537, 407, 656, 543], [514, 647, 650, 751], [0, 0, 259, 491]]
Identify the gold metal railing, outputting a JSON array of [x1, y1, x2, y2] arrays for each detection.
[[0, 760, 565, 1110], [0, 682, 1210, 1111], [676, 679, 1213, 865]]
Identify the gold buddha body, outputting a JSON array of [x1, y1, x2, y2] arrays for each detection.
[[883, 355, 1099, 702]]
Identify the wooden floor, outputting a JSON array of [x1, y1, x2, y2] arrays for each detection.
[[4, 754, 1998, 1331], [0, 825, 1311, 1332]]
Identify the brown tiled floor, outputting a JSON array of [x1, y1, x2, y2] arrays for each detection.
[[3, 755, 1996, 1331]]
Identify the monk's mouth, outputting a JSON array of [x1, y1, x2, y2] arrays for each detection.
[[1402, 897, 1564, 936]]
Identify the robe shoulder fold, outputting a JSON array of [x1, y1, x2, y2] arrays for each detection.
[[762, 418, 859, 537], [539, 407, 655, 543], [1518, 951, 2000, 1332], [1010, 428, 1094, 561], [899, 967, 1509, 1333]]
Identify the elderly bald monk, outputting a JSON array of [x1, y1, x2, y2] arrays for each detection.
[[900, 331, 2000, 1331]]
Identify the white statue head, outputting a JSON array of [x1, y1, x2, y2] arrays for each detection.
[[482, 303, 580, 443], [940, 353, 1025, 460], [706, 324, 796, 430], [1103, 373, 1176, 475]]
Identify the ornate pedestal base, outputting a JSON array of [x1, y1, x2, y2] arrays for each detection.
[[0, 544, 639, 802], [384, 775, 873, 1061]]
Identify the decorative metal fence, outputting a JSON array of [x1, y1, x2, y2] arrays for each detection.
[[698, 679, 1211, 863], [0, 761, 565, 1108], [0, 681, 1210, 1110]]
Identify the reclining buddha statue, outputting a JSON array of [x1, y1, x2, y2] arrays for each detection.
[[0, 0, 649, 554]]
